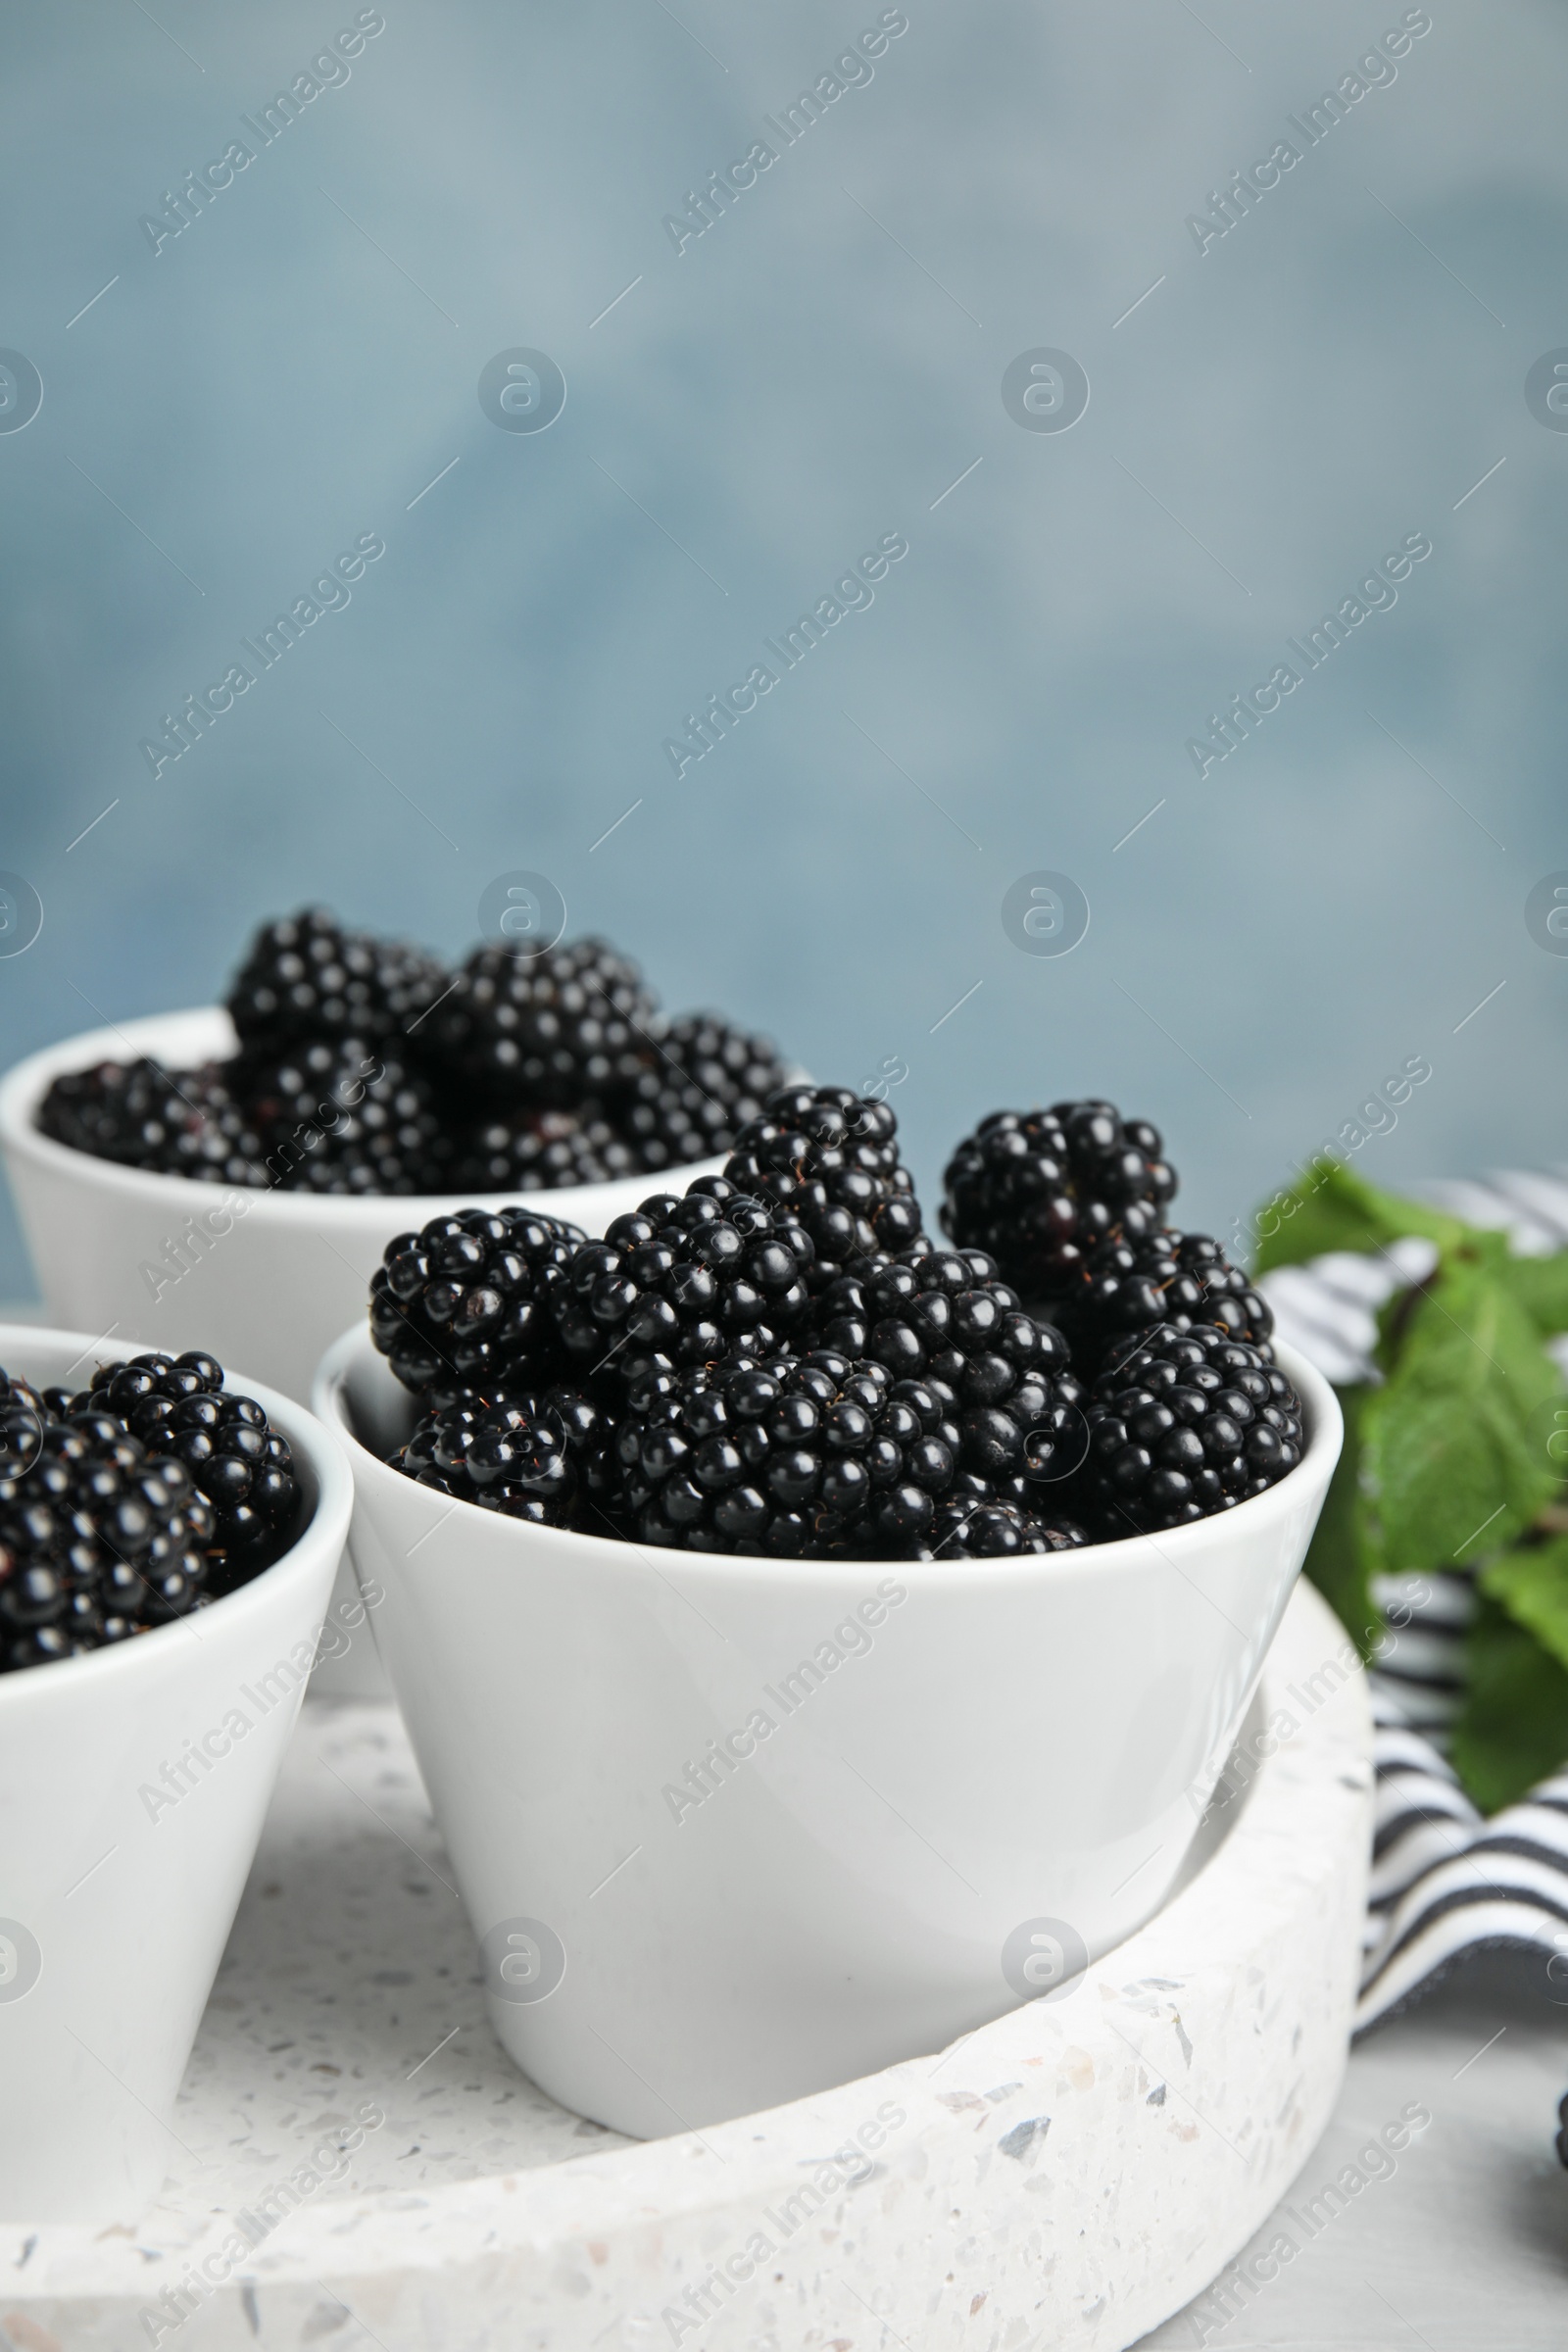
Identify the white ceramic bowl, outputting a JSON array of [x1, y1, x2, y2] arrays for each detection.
[[315, 1322, 1342, 2139], [0, 1007, 725, 1405], [0, 1325, 352, 2226]]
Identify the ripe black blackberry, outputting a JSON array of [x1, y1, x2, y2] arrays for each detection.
[[942, 1102, 1177, 1300], [723, 1086, 922, 1287], [455, 1106, 636, 1194], [226, 907, 448, 1050], [396, 1392, 581, 1527], [909, 1498, 1090, 1559], [1053, 1227, 1274, 1375], [615, 1016, 789, 1171], [79, 1353, 299, 1577], [613, 1350, 961, 1553], [37, 1058, 267, 1187], [552, 1177, 812, 1385], [370, 1206, 585, 1396], [1081, 1326, 1304, 1536], [812, 1246, 1087, 1501], [0, 1415, 220, 1671], [0, 1372, 45, 1482], [429, 937, 659, 1106], [241, 1040, 450, 1196]]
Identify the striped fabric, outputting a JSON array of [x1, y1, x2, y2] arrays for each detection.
[[1257, 1170, 1568, 2032]]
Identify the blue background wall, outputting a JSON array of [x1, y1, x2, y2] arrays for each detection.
[[1, 0, 1564, 1297]]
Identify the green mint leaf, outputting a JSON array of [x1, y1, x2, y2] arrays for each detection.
[[1358, 1261, 1564, 1577], [1301, 1385, 1380, 1655], [1449, 1592, 1568, 1812], [1479, 1532, 1568, 1675], [1250, 1158, 1467, 1278], [1495, 1249, 1568, 1339]]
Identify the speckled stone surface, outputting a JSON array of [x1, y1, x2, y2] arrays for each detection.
[[0, 1578, 1370, 2351]]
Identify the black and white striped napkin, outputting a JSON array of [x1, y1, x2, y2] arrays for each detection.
[[1258, 1173, 1568, 2033]]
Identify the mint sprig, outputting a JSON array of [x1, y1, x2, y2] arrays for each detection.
[[1253, 1159, 1568, 1811]]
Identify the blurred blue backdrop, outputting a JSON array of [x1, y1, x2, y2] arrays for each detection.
[[1, 0, 1564, 1298]]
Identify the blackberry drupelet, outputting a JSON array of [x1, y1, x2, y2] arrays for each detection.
[[455, 1107, 636, 1193], [396, 1393, 580, 1526], [37, 1058, 267, 1187], [226, 907, 448, 1050], [0, 1373, 45, 1481], [370, 1206, 585, 1396], [942, 1102, 1177, 1300], [551, 1177, 812, 1384], [912, 1498, 1090, 1558], [429, 937, 659, 1106], [723, 1085, 922, 1286], [1052, 1226, 1274, 1375], [612, 1349, 960, 1553], [812, 1246, 1087, 1502], [615, 1015, 789, 1171], [1081, 1325, 1304, 1536], [80, 1352, 299, 1577], [243, 1040, 449, 1196]]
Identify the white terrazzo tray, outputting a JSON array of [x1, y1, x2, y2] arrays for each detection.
[[0, 1577, 1370, 2352]]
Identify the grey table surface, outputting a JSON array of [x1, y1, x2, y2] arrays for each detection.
[[1137, 1949, 1567, 2352]]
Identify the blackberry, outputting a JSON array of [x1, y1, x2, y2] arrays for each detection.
[[1053, 1227, 1274, 1375], [396, 1393, 579, 1527], [812, 1246, 1086, 1501], [37, 1058, 267, 1187], [942, 1102, 1177, 1299], [242, 1040, 449, 1196], [79, 1352, 299, 1577], [369, 1206, 585, 1396], [911, 1498, 1090, 1559], [226, 907, 448, 1050], [615, 1015, 789, 1171], [552, 1177, 812, 1385], [723, 1086, 922, 1287], [0, 1414, 219, 1670], [0, 1373, 45, 1481], [429, 937, 659, 1106], [613, 1350, 959, 1553], [455, 1106, 636, 1194], [1081, 1326, 1304, 1536]]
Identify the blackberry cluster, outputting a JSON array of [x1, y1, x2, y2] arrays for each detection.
[[1051, 1227, 1274, 1376], [942, 1103, 1176, 1298], [370, 1206, 586, 1397], [397, 1393, 582, 1527], [37, 1058, 266, 1187], [430, 938, 658, 1106], [241, 1041, 449, 1198], [916, 1499, 1089, 1559], [552, 1178, 813, 1380], [0, 1351, 300, 1674], [455, 1108, 636, 1194], [1081, 1327, 1303, 1534], [612, 1350, 961, 1553], [227, 907, 447, 1048], [40, 912, 796, 1199], [75, 1352, 298, 1574], [724, 1086, 922, 1286], [812, 1246, 1087, 1499], [617, 1016, 789, 1173], [370, 1108, 1310, 1559]]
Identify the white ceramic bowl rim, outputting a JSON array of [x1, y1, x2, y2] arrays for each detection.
[[0, 1322, 354, 1707], [318, 1323, 1343, 1598], [0, 1006, 719, 1224]]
